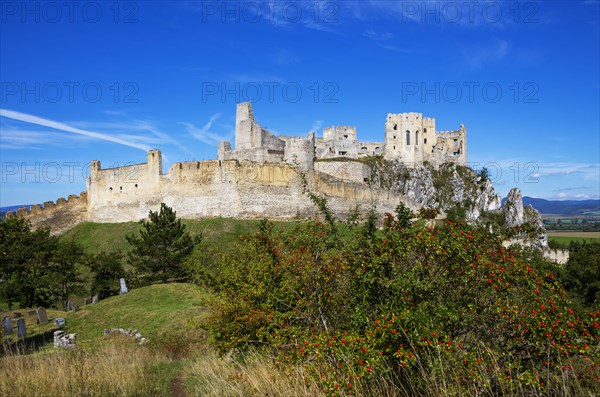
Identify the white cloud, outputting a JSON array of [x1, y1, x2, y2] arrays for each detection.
[[363, 29, 393, 41], [0, 109, 151, 152], [464, 39, 510, 69], [311, 120, 323, 133], [180, 113, 233, 145]]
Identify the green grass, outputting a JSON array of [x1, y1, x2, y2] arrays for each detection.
[[2, 283, 210, 397], [62, 283, 209, 350], [62, 218, 300, 256]]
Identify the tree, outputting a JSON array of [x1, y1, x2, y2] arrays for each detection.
[[48, 239, 86, 310], [126, 203, 200, 284], [0, 217, 59, 308], [89, 251, 125, 299]]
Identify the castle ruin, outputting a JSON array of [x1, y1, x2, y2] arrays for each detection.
[[6, 103, 469, 233], [218, 102, 467, 169]]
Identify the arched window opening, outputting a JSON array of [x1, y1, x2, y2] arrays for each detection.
[[406, 130, 410, 145], [416, 131, 419, 145]]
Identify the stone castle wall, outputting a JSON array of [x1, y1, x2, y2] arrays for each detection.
[[86, 158, 409, 224], [6, 102, 466, 233], [5, 192, 88, 235]]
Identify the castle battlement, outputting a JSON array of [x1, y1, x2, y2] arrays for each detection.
[[219, 102, 466, 168], [6, 102, 468, 233]]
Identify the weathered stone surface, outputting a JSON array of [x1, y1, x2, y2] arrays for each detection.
[[103, 327, 147, 344], [54, 318, 66, 328], [54, 330, 76, 349], [16, 318, 26, 338], [504, 188, 524, 227], [524, 204, 548, 248], [119, 278, 128, 294], [2, 316, 13, 335], [66, 301, 79, 312], [37, 307, 48, 324], [92, 294, 99, 304]]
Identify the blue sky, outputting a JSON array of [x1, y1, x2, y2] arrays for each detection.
[[1, 0, 599, 206]]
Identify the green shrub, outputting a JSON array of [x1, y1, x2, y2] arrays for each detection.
[[206, 210, 600, 395]]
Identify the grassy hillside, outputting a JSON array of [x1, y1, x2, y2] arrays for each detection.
[[1, 283, 210, 397], [61, 218, 299, 255], [63, 283, 209, 349]]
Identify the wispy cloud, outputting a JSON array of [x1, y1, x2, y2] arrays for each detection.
[[271, 49, 300, 65], [311, 120, 323, 133], [180, 113, 233, 145], [0, 109, 152, 151], [231, 74, 286, 84], [553, 186, 591, 192], [464, 38, 510, 69], [363, 29, 392, 41], [363, 29, 411, 52]]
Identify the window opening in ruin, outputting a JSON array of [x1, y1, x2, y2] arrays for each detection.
[[424, 138, 427, 144], [361, 147, 367, 152], [424, 128, 427, 133], [343, 135, 348, 140], [454, 139, 458, 147], [416, 131, 419, 145], [339, 151, 347, 155], [135, 184, 138, 188], [454, 152, 458, 157], [393, 124, 397, 130], [375, 147, 381, 154], [109, 187, 113, 191], [406, 131, 410, 145]]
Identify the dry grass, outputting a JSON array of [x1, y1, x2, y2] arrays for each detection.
[[0, 344, 168, 397], [546, 231, 600, 238], [182, 346, 598, 397], [183, 351, 323, 397]]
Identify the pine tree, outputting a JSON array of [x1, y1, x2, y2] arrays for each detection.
[[126, 203, 200, 284]]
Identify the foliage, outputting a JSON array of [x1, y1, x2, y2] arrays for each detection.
[[562, 241, 600, 309], [417, 207, 440, 220], [446, 204, 467, 223], [89, 251, 125, 299], [48, 238, 87, 310], [127, 203, 201, 284], [0, 216, 86, 309], [206, 206, 600, 395], [477, 167, 490, 182]]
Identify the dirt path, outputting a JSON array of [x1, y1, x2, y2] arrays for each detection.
[[170, 375, 187, 397]]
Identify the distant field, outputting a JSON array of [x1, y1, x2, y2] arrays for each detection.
[[546, 231, 600, 238], [547, 231, 600, 245]]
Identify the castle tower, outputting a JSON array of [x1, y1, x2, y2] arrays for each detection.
[[384, 112, 428, 165], [90, 160, 101, 180], [235, 102, 255, 151]]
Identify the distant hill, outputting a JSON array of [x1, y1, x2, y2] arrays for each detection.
[[501, 197, 600, 216]]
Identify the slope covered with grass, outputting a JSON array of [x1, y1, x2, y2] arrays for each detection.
[[61, 218, 299, 255], [63, 283, 208, 349]]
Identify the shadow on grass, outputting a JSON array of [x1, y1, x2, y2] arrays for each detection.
[[1, 328, 59, 356]]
